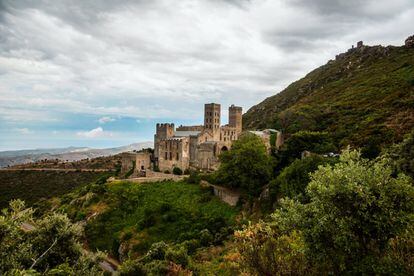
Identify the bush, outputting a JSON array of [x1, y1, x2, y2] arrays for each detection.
[[143, 260, 169, 275], [186, 170, 201, 184], [118, 259, 145, 276], [145, 241, 168, 261], [172, 167, 183, 175], [163, 170, 170, 174], [199, 229, 214, 246], [165, 246, 189, 267]]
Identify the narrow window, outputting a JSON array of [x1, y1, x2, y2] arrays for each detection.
[[176, 152, 179, 160]]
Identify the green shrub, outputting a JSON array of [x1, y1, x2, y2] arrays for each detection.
[[118, 259, 145, 276], [186, 170, 201, 184], [173, 167, 183, 175], [143, 260, 169, 275], [75, 211, 86, 221], [270, 155, 337, 202], [145, 241, 168, 261], [199, 229, 213, 246], [163, 170, 170, 174], [165, 245, 189, 266]]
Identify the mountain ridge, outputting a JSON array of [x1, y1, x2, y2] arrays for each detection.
[[0, 142, 152, 168], [243, 36, 414, 151]]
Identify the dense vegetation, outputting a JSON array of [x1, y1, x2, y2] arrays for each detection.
[[236, 150, 414, 275], [0, 170, 107, 209], [58, 180, 238, 261], [243, 43, 414, 153], [0, 200, 103, 275]]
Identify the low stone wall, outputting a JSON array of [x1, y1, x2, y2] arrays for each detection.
[[201, 181, 240, 206], [112, 171, 185, 183]]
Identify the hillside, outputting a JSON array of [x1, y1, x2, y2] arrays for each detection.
[[0, 142, 152, 168], [8, 153, 123, 171], [0, 170, 107, 209], [243, 36, 414, 150]]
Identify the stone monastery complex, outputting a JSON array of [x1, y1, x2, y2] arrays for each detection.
[[121, 103, 283, 177]]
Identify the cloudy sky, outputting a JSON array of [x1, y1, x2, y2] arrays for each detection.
[[1, 0, 413, 150]]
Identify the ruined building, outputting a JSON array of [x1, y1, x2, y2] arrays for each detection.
[[154, 103, 242, 171]]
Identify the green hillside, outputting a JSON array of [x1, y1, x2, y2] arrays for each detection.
[[0, 170, 107, 209], [59, 180, 238, 259], [243, 40, 414, 150]]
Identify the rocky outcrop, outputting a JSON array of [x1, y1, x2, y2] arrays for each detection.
[[405, 35, 414, 48]]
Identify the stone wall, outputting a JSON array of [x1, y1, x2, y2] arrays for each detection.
[[121, 152, 136, 175], [158, 137, 190, 171], [136, 151, 151, 171], [201, 181, 240, 206]]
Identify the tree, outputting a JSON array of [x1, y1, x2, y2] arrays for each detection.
[[269, 155, 337, 202], [216, 133, 272, 196], [0, 200, 103, 275], [236, 150, 414, 274]]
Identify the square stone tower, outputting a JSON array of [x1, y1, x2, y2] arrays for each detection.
[[204, 103, 221, 131], [229, 104, 242, 133], [154, 123, 175, 159]]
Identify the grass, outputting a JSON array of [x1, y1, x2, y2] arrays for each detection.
[[82, 181, 238, 256], [0, 170, 107, 209]]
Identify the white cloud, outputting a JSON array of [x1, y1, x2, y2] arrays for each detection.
[[98, 116, 116, 124], [76, 127, 113, 138], [14, 128, 33, 134]]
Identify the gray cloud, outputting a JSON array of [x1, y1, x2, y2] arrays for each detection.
[[0, 0, 413, 127]]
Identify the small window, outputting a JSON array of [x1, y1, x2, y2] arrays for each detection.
[[165, 152, 168, 160], [169, 152, 172, 160], [176, 152, 179, 160]]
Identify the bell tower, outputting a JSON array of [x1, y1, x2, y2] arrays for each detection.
[[204, 103, 221, 131], [228, 104, 242, 133]]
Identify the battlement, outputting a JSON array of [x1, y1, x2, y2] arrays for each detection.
[[229, 104, 242, 111], [156, 123, 175, 129], [155, 123, 175, 140]]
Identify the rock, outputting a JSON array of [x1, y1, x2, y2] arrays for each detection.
[[405, 35, 414, 48]]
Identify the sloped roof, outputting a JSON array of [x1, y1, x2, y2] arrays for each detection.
[[174, 130, 201, 137]]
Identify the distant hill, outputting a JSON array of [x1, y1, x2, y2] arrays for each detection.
[[243, 36, 414, 151], [0, 142, 152, 168]]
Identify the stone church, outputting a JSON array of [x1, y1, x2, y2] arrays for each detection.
[[154, 103, 242, 171], [120, 102, 283, 177]]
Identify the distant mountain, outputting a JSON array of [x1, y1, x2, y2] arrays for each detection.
[[243, 36, 414, 151], [0, 142, 153, 168]]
